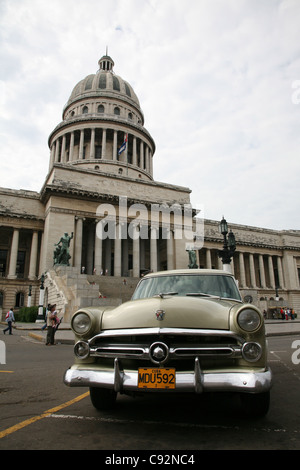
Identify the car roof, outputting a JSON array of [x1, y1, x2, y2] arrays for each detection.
[[143, 269, 234, 278]]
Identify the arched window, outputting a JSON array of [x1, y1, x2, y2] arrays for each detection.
[[15, 292, 24, 308], [114, 107, 120, 116], [97, 105, 104, 113], [113, 76, 120, 91], [128, 112, 133, 120], [82, 106, 88, 114]]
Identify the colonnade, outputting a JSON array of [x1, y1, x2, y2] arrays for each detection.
[[49, 127, 153, 175], [202, 247, 285, 289], [73, 218, 175, 277], [3, 228, 40, 280]]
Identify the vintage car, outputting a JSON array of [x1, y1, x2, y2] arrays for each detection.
[[64, 269, 272, 416]]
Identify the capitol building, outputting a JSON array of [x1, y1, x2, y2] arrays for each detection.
[[1, 54, 300, 321]]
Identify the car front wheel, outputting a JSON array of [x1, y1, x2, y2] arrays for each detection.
[[240, 391, 270, 417], [89, 387, 117, 410]]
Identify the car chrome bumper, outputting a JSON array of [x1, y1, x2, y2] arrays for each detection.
[[64, 358, 272, 394]]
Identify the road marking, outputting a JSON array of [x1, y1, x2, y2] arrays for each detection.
[[0, 371, 14, 373], [0, 391, 89, 439]]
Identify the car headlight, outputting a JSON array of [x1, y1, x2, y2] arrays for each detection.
[[242, 342, 262, 362], [72, 312, 92, 335], [74, 341, 90, 359], [237, 308, 261, 332]]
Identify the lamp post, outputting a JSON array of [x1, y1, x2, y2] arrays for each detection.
[[36, 274, 45, 323], [218, 217, 236, 273]]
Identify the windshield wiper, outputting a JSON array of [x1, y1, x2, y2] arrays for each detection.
[[154, 292, 178, 298], [186, 292, 220, 298]]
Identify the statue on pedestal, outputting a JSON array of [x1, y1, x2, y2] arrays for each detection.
[[53, 232, 73, 266]]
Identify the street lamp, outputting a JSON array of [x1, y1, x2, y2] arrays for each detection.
[[36, 274, 46, 323], [218, 217, 236, 273]]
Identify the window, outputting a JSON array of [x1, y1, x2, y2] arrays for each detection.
[[82, 106, 88, 114], [128, 112, 133, 120], [98, 74, 106, 89], [85, 76, 93, 90], [125, 83, 131, 97], [113, 76, 120, 91], [0, 250, 7, 277], [114, 107, 120, 116], [15, 292, 24, 308], [97, 105, 104, 113]]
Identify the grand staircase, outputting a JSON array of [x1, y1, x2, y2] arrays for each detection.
[[44, 266, 139, 322]]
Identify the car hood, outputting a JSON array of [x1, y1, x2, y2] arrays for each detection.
[[101, 296, 239, 331]]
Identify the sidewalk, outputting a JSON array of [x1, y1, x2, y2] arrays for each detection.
[[2, 319, 300, 344]]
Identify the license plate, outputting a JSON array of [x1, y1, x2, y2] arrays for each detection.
[[138, 367, 176, 389]]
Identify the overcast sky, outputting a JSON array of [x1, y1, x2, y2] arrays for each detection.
[[1, 0, 300, 231]]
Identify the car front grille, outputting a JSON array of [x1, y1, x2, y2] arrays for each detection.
[[88, 327, 244, 364]]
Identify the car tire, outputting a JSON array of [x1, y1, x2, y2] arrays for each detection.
[[240, 391, 270, 418], [89, 387, 117, 410]]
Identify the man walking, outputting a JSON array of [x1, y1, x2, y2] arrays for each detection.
[[3, 308, 15, 335]]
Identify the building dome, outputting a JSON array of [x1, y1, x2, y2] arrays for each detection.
[[48, 55, 155, 180], [66, 55, 141, 112]]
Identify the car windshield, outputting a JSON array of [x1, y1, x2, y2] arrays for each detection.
[[132, 274, 241, 301]]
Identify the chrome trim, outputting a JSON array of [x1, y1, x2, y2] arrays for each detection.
[[64, 359, 272, 394], [87, 328, 244, 361], [90, 327, 244, 339]]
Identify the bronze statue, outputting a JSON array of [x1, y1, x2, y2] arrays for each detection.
[[188, 250, 198, 269], [53, 232, 73, 266]]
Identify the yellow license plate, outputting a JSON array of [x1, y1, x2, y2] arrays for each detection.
[[138, 367, 176, 389]]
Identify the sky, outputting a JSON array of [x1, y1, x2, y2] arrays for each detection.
[[1, 0, 300, 231]]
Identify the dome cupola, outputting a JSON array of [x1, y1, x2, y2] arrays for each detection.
[[48, 54, 155, 180]]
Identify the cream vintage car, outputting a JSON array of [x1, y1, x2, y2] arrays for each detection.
[[64, 269, 272, 417]]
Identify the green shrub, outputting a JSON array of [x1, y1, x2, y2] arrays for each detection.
[[15, 306, 46, 323]]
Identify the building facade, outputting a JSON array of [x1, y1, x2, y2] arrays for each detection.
[[1, 55, 300, 320]]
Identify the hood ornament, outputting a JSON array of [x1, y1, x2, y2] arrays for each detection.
[[155, 309, 165, 321]]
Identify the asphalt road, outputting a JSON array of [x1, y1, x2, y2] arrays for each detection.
[[0, 329, 299, 452]]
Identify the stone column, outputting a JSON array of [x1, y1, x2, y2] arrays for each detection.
[[114, 224, 122, 276], [249, 253, 257, 288], [28, 231, 38, 280], [239, 252, 246, 287], [140, 141, 144, 169], [113, 130, 117, 160], [102, 129, 107, 159], [150, 227, 158, 272], [268, 255, 275, 288], [277, 256, 285, 289], [79, 129, 84, 159], [69, 131, 75, 161], [206, 248, 212, 269], [167, 230, 174, 270], [132, 226, 140, 278], [54, 138, 60, 162], [8, 229, 19, 279], [94, 223, 103, 275], [259, 254, 266, 288], [74, 218, 83, 268], [90, 128, 95, 159], [132, 136, 137, 166], [61, 135, 66, 163]]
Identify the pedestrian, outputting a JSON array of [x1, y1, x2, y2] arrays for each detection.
[[41, 304, 51, 331], [280, 307, 285, 320], [46, 304, 58, 345], [3, 308, 15, 335]]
